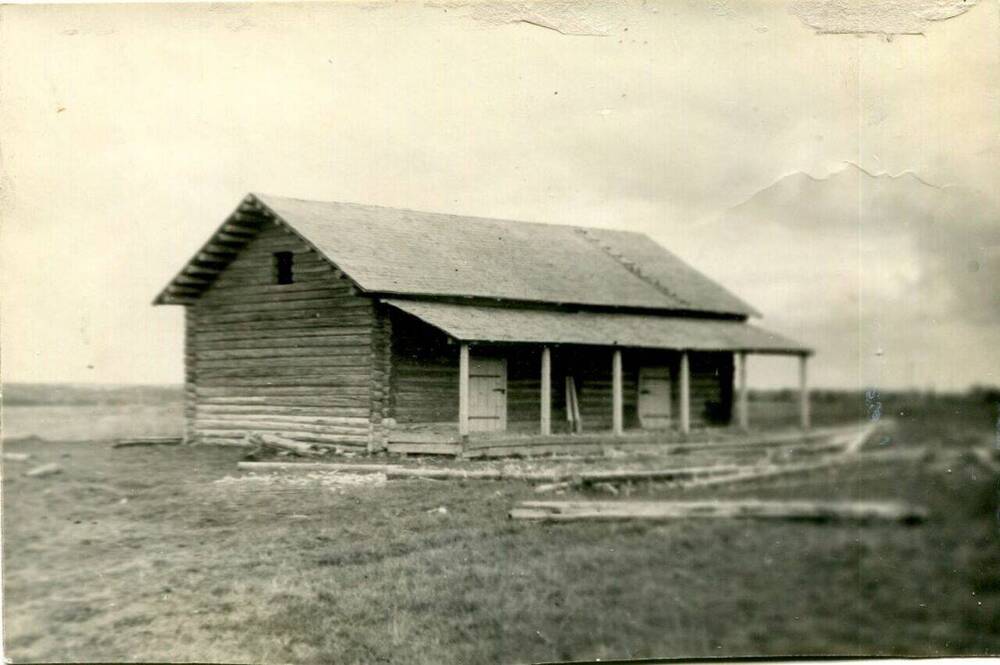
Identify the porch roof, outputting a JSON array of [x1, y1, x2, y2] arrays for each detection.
[[383, 300, 811, 355]]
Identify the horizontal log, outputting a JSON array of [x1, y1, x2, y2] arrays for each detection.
[[213, 260, 334, 276], [196, 385, 371, 397], [246, 432, 321, 456], [201, 437, 366, 451], [112, 437, 183, 448], [197, 366, 371, 380], [200, 278, 350, 295], [196, 356, 372, 371], [196, 413, 370, 426], [195, 342, 373, 358], [675, 447, 927, 490], [196, 422, 370, 437], [198, 395, 370, 407], [197, 428, 368, 444], [25, 463, 62, 478], [195, 326, 372, 344], [198, 293, 351, 310], [202, 293, 360, 310], [510, 500, 928, 524], [196, 310, 375, 326], [196, 377, 371, 388], [197, 403, 369, 415], [195, 343, 371, 357]]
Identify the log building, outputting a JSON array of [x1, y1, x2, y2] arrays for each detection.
[[155, 194, 811, 455]]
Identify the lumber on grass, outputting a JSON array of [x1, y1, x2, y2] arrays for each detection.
[[532, 465, 743, 493], [574, 464, 741, 484], [509, 499, 928, 524], [24, 463, 61, 478], [534, 481, 572, 494], [245, 432, 322, 456], [675, 447, 929, 490], [112, 437, 183, 449]]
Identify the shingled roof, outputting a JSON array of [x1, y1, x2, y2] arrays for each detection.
[[155, 193, 758, 317]]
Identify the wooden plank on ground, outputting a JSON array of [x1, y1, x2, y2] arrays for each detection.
[[24, 463, 61, 478], [509, 499, 928, 524], [112, 437, 183, 448], [675, 446, 928, 490]]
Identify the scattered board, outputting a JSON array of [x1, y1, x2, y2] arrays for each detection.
[[112, 437, 183, 449], [510, 499, 928, 524]]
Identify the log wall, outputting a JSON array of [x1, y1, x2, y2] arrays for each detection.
[[183, 307, 197, 443], [187, 222, 380, 450], [389, 311, 459, 430]]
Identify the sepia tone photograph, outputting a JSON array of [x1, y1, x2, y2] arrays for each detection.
[[0, 0, 998, 663]]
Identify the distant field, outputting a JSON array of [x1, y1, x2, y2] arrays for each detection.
[[2, 392, 998, 662], [2, 383, 183, 441], [2, 405, 183, 442]]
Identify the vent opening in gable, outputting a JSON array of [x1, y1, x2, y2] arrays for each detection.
[[274, 252, 294, 284]]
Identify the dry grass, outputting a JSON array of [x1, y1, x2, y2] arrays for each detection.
[[3, 396, 999, 663]]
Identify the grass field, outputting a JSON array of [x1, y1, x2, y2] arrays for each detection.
[[3, 391, 999, 663]]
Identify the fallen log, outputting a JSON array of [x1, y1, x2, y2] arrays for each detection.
[[3, 452, 31, 462], [534, 481, 572, 494], [510, 499, 927, 524], [245, 432, 322, 457], [24, 463, 61, 478], [575, 464, 742, 484], [112, 437, 183, 449]]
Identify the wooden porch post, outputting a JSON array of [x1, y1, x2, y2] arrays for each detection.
[[612, 348, 623, 435], [459, 343, 470, 436], [540, 346, 552, 435], [799, 353, 811, 430], [737, 351, 749, 430], [679, 351, 691, 435]]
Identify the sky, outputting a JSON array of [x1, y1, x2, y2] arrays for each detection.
[[1, 0, 997, 390]]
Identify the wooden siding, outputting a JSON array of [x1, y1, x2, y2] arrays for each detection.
[[187, 222, 377, 449]]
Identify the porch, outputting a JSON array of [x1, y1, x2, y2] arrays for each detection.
[[384, 300, 812, 457]]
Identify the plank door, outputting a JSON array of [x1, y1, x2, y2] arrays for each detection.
[[468, 356, 507, 432], [638, 366, 672, 429]]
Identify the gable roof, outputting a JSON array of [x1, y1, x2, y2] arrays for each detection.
[[154, 193, 758, 317]]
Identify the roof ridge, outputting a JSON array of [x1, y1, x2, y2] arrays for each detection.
[[574, 227, 693, 308], [253, 192, 640, 236]]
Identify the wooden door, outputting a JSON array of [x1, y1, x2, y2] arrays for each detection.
[[638, 366, 672, 429], [468, 356, 507, 432]]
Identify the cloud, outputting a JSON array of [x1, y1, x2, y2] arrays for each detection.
[[691, 163, 1000, 389]]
